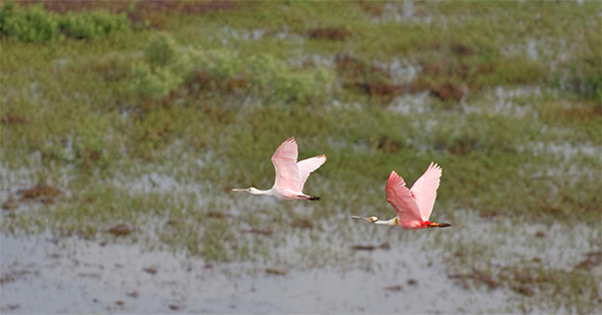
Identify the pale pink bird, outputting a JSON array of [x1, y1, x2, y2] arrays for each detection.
[[352, 162, 451, 229], [232, 137, 326, 200]]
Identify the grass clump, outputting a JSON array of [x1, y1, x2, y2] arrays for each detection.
[[0, 2, 130, 41], [195, 49, 242, 88], [59, 9, 130, 40], [143, 32, 179, 67], [0, 2, 61, 41], [248, 54, 332, 102], [126, 32, 333, 103], [131, 62, 182, 100]]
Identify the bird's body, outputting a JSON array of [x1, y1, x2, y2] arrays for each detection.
[[352, 162, 451, 230], [232, 137, 326, 201]]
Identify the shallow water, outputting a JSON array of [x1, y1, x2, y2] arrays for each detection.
[[0, 232, 503, 314], [1, 207, 598, 314]]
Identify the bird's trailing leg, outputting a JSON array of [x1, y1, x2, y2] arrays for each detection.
[[427, 222, 451, 228], [296, 194, 321, 201]]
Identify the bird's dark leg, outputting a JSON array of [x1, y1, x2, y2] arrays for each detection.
[[427, 222, 451, 228], [308, 196, 321, 201]]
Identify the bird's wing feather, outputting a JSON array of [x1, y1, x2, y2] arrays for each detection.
[[386, 170, 422, 223], [409, 162, 442, 221], [271, 137, 301, 192], [296, 154, 326, 190]]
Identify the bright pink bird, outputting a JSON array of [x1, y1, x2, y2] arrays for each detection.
[[352, 162, 451, 229], [232, 137, 326, 201]]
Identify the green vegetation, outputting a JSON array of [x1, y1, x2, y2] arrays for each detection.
[[0, 2, 131, 41], [128, 32, 332, 102], [1, 1, 600, 313]]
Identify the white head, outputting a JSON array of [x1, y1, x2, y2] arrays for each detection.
[[351, 216, 379, 223], [248, 187, 263, 195], [351, 215, 398, 226]]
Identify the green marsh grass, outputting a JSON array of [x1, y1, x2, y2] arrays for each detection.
[[1, 1, 600, 313]]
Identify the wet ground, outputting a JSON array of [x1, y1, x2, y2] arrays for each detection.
[[1, 208, 598, 314]]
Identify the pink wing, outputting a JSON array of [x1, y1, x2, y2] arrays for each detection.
[[296, 154, 326, 190], [409, 162, 442, 221], [386, 171, 422, 224], [271, 137, 301, 191]]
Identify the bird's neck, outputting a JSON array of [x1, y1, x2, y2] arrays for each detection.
[[249, 188, 273, 196], [374, 217, 399, 226]]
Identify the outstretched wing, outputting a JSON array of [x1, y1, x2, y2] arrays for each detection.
[[386, 170, 422, 224], [296, 154, 326, 190], [409, 162, 442, 221], [271, 137, 300, 191]]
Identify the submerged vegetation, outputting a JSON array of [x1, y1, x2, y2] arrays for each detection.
[[1, 1, 600, 313]]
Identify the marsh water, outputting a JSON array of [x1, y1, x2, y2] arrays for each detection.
[[2, 214, 597, 314]]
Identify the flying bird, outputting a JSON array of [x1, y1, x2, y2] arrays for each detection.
[[232, 137, 326, 201], [352, 162, 451, 229]]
